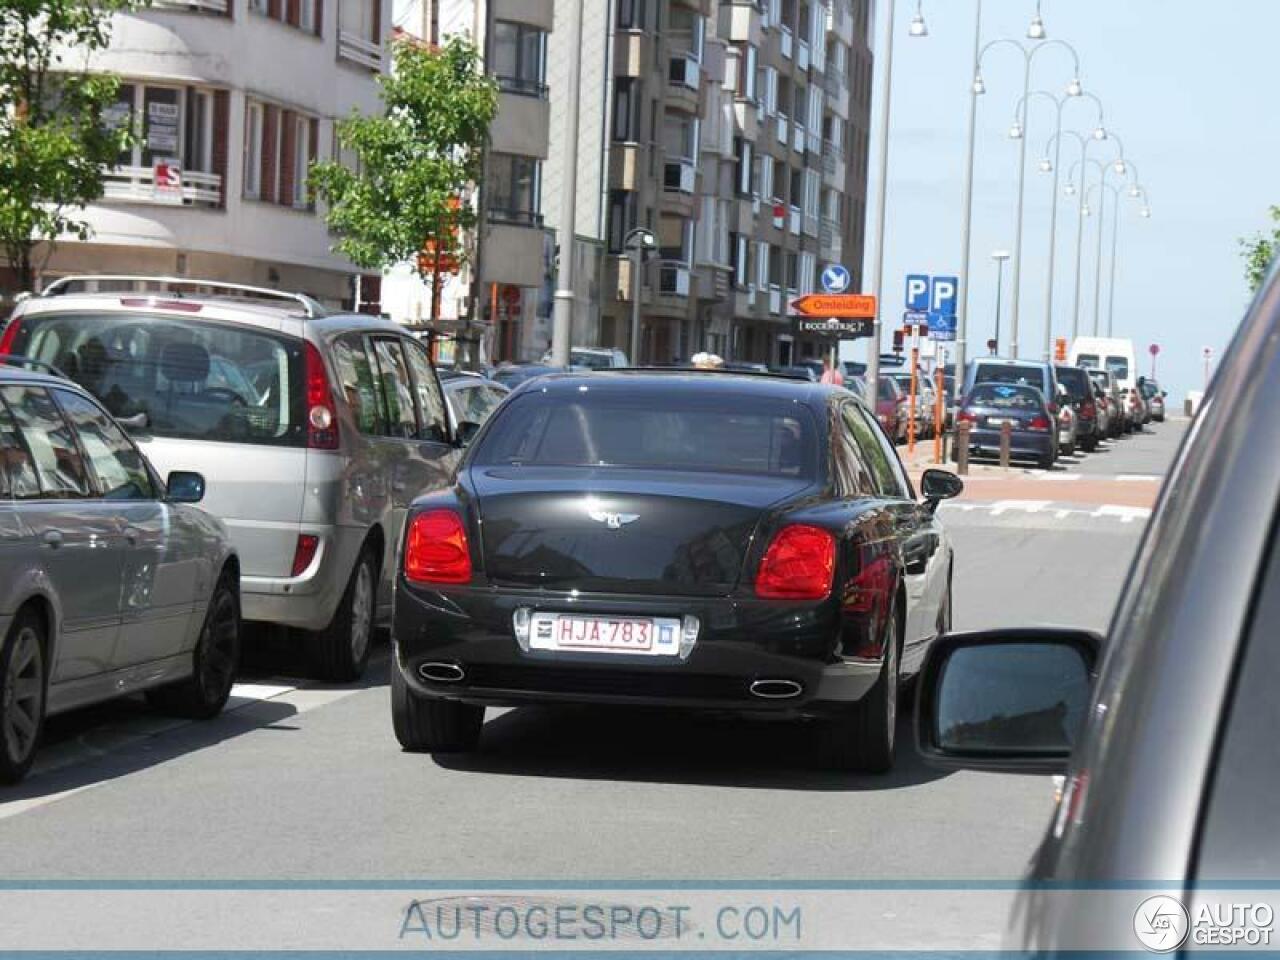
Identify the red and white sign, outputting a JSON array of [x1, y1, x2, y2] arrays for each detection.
[[1149, 343, 1161, 357], [152, 161, 183, 204]]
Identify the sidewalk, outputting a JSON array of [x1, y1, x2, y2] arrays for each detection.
[[896, 440, 1162, 509]]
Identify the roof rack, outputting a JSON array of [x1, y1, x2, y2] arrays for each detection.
[[0, 354, 69, 379], [39, 275, 327, 319]]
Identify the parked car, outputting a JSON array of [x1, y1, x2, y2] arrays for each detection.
[[963, 357, 1061, 419], [723, 361, 771, 374], [1068, 335, 1137, 394], [439, 371, 509, 438], [1088, 369, 1126, 438], [1054, 365, 1100, 452], [769, 364, 819, 382], [1090, 380, 1113, 439], [888, 372, 936, 440], [2, 276, 458, 682], [914, 269, 1280, 951], [1139, 377, 1166, 422], [1055, 384, 1078, 458], [0, 360, 240, 784], [390, 370, 962, 773], [492, 363, 569, 390], [539, 347, 629, 370], [876, 376, 906, 443], [954, 382, 1058, 470]]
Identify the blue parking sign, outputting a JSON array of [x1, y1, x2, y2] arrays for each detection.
[[928, 311, 957, 341], [906, 274, 930, 312], [930, 276, 958, 316]]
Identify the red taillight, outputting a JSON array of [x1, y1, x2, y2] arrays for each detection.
[[0, 317, 23, 355], [1082, 401, 1095, 418], [291, 534, 320, 577], [305, 341, 339, 450], [957, 411, 977, 424], [405, 509, 473, 585], [1028, 415, 1051, 432], [755, 524, 836, 600]]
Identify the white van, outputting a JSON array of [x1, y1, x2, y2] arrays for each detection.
[[1069, 337, 1137, 392]]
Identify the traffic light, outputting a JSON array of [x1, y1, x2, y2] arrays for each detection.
[[892, 330, 904, 354]]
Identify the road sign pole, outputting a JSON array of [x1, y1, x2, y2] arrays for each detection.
[[933, 359, 944, 464], [908, 337, 919, 455]]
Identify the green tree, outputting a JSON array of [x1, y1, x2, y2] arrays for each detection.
[[310, 35, 497, 282], [0, 0, 142, 293], [1240, 205, 1280, 294]]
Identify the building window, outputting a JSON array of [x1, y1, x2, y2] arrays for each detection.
[[338, 0, 382, 69], [612, 78, 641, 142], [250, 0, 323, 35], [617, 0, 651, 30], [244, 101, 263, 198], [731, 233, 749, 288], [734, 137, 752, 196], [607, 190, 638, 254], [491, 21, 548, 98], [488, 153, 542, 227], [293, 114, 312, 208]]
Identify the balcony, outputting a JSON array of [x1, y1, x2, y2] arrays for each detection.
[[338, 31, 382, 70], [789, 204, 801, 235], [103, 166, 222, 207], [823, 66, 846, 98], [807, 129, 822, 155], [821, 217, 843, 259], [487, 207, 544, 228], [669, 53, 700, 91], [768, 285, 783, 315], [780, 26, 793, 59], [798, 40, 811, 72], [792, 122, 805, 153], [152, 0, 229, 11], [496, 76, 549, 99], [803, 209, 819, 239], [775, 113, 789, 144], [663, 158, 697, 195]]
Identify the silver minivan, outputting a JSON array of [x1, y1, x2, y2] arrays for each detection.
[[3, 277, 464, 681]]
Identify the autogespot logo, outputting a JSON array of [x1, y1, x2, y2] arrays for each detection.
[[1134, 896, 1191, 953]]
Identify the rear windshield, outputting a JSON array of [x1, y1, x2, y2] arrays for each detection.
[[1106, 356, 1130, 380], [473, 392, 818, 478], [570, 351, 614, 370], [10, 312, 305, 446], [968, 384, 1042, 409], [973, 363, 1044, 390], [1055, 367, 1093, 401]]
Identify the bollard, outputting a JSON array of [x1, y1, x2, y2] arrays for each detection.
[[956, 420, 971, 475], [999, 419, 1012, 470]]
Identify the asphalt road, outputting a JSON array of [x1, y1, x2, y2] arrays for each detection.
[[0, 420, 1187, 883]]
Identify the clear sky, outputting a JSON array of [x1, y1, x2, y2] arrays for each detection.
[[854, 0, 1279, 399]]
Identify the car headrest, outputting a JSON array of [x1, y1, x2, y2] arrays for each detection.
[[160, 341, 211, 385]]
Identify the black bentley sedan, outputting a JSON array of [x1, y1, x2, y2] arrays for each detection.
[[390, 371, 962, 772]]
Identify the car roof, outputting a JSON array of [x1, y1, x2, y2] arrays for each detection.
[[0, 363, 93, 395], [15, 291, 406, 340], [506, 369, 843, 407]]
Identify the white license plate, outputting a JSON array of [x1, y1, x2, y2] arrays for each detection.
[[528, 613, 682, 657], [985, 417, 1012, 426]]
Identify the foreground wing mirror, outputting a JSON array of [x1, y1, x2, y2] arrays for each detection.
[[454, 420, 482, 448], [916, 628, 1102, 775], [920, 468, 963, 514], [166, 471, 206, 504]]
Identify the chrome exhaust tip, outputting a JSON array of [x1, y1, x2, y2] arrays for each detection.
[[418, 661, 466, 684], [749, 679, 804, 700]]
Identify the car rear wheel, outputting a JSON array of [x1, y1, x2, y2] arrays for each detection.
[[1, 610, 46, 785], [147, 574, 241, 720], [1038, 454, 1055, 470], [311, 547, 376, 683], [816, 605, 900, 774], [391, 648, 484, 753]]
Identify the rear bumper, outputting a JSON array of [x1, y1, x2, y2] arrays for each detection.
[[393, 584, 884, 718], [962, 428, 1054, 461], [241, 525, 367, 631]]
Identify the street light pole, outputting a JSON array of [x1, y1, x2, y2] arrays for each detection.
[[1109, 184, 1150, 336], [1090, 159, 1129, 335], [1067, 132, 1123, 338], [550, 0, 584, 368], [992, 250, 1010, 353], [954, 0, 983, 400], [625, 228, 655, 364], [866, 0, 899, 395]]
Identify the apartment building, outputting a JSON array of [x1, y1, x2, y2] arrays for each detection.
[[383, 0, 554, 363], [544, 0, 874, 365], [31, 0, 391, 306]]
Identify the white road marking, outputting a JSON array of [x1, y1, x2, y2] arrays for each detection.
[[1038, 473, 1082, 482], [1117, 474, 1161, 483], [1091, 504, 1152, 524], [989, 499, 1053, 516]]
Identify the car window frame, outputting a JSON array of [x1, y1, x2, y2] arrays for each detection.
[[368, 336, 422, 441], [834, 399, 877, 498], [0, 383, 93, 501], [50, 386, 158, 502], [400, 337, 450, 445], [332, 333, 389, 438]]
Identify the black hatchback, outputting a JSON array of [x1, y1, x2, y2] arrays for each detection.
[[390, 371, 962, 772]]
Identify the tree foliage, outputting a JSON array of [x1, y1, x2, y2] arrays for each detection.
[[310, 35, 498, 279], [0, 0, 141, 291], [1240, 205, 1280, 294]]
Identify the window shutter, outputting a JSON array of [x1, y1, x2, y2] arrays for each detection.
[[286, 0, 300, 26], [313, 0, 323, 35], [261, 104, 279, 204], [212, 89, 230, 208], [308, 117, 319, 209], [279, 109, 297, 208], [268, 0, 282, 19], [371, 0, 382, 45]]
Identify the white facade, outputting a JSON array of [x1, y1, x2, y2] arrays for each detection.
[[40, 0, 390, 305]]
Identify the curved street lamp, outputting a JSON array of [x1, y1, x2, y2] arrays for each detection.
[[969, 37, 1083, 359], [1063, 130, 1126, 339], [1014, 89, 1105, 361], [625, 227, 657, 364]]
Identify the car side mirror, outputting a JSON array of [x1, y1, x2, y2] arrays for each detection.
[[454, 420, 482, 448], [166, 471, 206, 504], [916, 628, 1102, 775], [920, 468, 963, 513]]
